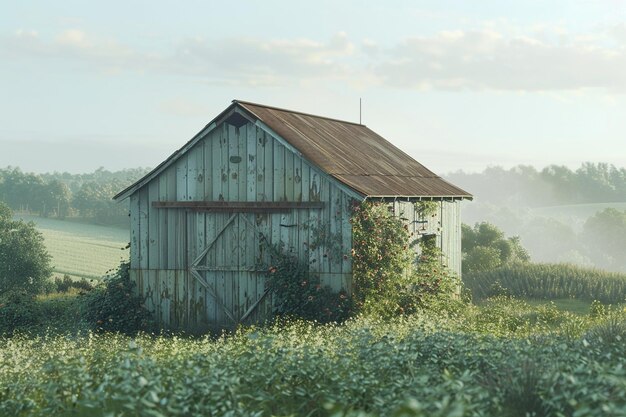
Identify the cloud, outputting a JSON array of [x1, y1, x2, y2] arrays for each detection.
[[4, 26, 626, 92], [0, 29, 354, 85], [165, 31, 355, 84], [373, 29, 626, 91]]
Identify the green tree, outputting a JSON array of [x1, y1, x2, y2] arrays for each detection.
[[41, 180, 71, 218], [583, 208, 626, 272], [462, 222, 529, 274], [0, 202, 52, 295]]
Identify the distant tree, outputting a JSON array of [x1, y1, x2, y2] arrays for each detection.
[[462, 222, 530, 274], [583, 208, 626, 272], [41, 180, 71, 218], [0, 202, 52, 295]]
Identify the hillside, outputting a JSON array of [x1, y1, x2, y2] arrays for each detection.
[[14, 215, 129, 280]]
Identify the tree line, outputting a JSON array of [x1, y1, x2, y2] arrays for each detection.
[[0, 166, 149, 226], [446, 162, 626, 207]]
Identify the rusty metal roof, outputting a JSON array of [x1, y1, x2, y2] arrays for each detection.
[[237, 101, 472, 199], [115, 100, 471, 201]]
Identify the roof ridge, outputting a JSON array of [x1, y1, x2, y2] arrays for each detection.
[[234, 99, 365, 127], [331, 173, 441, 178]]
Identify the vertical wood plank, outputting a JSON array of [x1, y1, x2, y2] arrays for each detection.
[[186, 147, 198, 202], [129, 195, 139, 269], [274, 144, 285, 201], [138, 188, 149, 269], [148, 181, 159, 269], [319, 174, 330, 286], [294, 155, 303, 202], [158, 175, 168, 269], [341, 194, 353, 290], [213, 127, 223, 201], [263, 132, 273, 202], [238, 124, 247, 201], [247, 125, 257, 202], [228, 124, 239, 202], [256, 127, 266, 201], [285, 149, 294, 202], [160, 270, 170, 328], [204, 131, 214, 201], [301, 162, 310, 203], [176, 157, 188, 201]]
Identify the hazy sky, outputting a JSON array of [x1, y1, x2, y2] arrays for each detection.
[[2, 0, 626, 174]]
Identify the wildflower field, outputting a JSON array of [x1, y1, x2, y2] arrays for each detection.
[[2, 298, 626, 417]]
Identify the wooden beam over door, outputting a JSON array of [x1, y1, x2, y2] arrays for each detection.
[[152, 201, 325, 212]]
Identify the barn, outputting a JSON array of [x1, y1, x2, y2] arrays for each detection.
[[114, 100, 472, 331]]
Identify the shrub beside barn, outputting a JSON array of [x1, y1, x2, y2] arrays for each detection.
[[114, 100, 472, 331]]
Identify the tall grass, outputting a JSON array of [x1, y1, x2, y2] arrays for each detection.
[[464, 262, 626, 303]]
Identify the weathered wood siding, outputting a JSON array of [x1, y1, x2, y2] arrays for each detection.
[[395, 200, 462, 277], [130, 121, 356, 331]]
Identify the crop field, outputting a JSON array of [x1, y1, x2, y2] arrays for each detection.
[[2, 298, 626, 417], [464, 262, 626, 304], [13, 215, 129, 280]]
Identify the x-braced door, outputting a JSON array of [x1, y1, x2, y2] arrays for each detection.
[[189, 212, 269, 327]]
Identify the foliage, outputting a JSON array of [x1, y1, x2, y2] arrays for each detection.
[[0, 165, 149, 225], [82, 261, 152, 333], [462, 222, 530, 274], [0, 291, 87, 336], [53, 274, 93, 293], [464, 262, 626, 303], [0, 291, 42, 336], [447, 162, 626, 207], [351, 201, 460, 318], [0, 202, 53, 295], [582, 208, 626, 272], [2, 302, 626, 416], [264, 243, 352, 323], [351, 201, 413, 311]]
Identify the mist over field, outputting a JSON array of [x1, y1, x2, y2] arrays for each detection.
[[446, 163, 626, 272]]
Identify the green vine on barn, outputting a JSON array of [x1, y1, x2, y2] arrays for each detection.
[[351, 201, 460, 317]]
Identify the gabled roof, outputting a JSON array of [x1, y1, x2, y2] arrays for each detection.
[[114, 100, 472, 201]]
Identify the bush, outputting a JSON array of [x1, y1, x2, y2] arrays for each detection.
[[0, 291, 42, 335], [53, 275, 93, 293], [264, 243, 352, 323], [81, 261, 152, 333], [0, 202, 53, 295], [462, 222, 530, 274]]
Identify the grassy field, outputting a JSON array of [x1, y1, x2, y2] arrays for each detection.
[[525, 298, 591, 315], [13, 215, 129, 280]]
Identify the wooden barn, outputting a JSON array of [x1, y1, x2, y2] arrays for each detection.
[[114, 100, 472, 331]]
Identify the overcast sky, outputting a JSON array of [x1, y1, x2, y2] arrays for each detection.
[[2, 0, 626, 174]]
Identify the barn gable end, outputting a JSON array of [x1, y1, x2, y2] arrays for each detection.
[[116, 101, 471, 331]]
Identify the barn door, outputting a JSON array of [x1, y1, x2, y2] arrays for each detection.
[[188, 212, 269, 327]]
